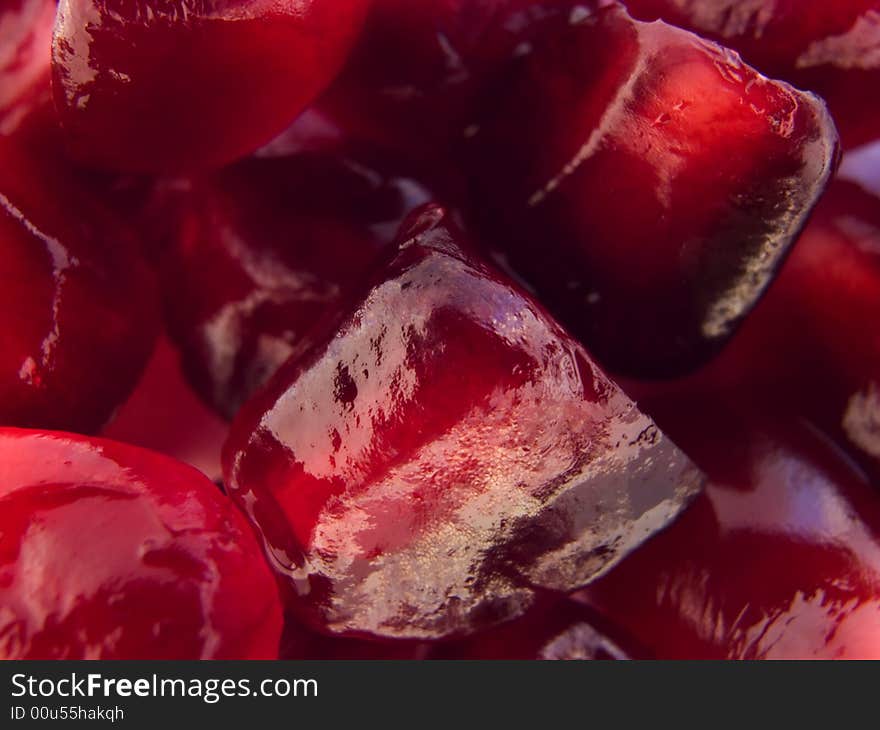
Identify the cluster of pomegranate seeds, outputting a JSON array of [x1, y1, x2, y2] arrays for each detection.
[[0, 0, 878, 659]]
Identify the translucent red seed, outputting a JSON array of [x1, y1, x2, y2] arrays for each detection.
[[0, 138, 158, 432], [466, 2, 839, 377], [579, 404, 880, 659], [51, 0, 371, 172], [162, 140, 435, 418], [223, 205, 703, 640], [0, 428, 282, 659], [623, 0, 880, 149]]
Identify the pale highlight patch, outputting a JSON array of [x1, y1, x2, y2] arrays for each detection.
[[843, 383, 880, 460], [797, 11, 880, 71]]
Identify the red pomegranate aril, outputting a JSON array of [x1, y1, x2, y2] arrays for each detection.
[[737, 179, 880, 482], [2, 0, 872, 663], [466, 2, 839, 378], [51, 0, 371, 172], [0, 428, 282, 659], [623, 0, 880, 150], [0, 138, 158, 433], [0, 0, 55, 136], [323, 0, 571, 158], [162, 142, 435, 419], [223, 205, 703, 641], [621, 179, 880, 483], [579, 403, 880, 659]]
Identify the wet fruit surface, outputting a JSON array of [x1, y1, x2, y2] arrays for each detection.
[[467, 2, 839, 377], [51, 0, 371, 172], [579, 403, 880, 659], [0, 138, 158, 433], [623, 0, 880, 149], [162, 142, 435, 418], [0, 428, 282, 659], [224, 205, 703, 640], [0, 0, 55, 135], [730, 180, 880, 481], [622, 179, 880, 483], [1, 0, 877, 662], [324, 0, 571, 157]]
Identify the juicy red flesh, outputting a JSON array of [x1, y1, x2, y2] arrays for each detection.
[[467, 2, 839, 377], [622, 179, 880, 483], [0, 0, 55, 135], [324, 0, 568, 157], [623, 0, 880, 149], [753, 181, 880, 480], [51, 0, 371, 172], [162, 142, 435, 419], [0, 428, 282, 659], [579, 403, 880, 659], [0, 138, 158, 433], [0, 0, 875, 662], [223, 205, 703, 641]]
